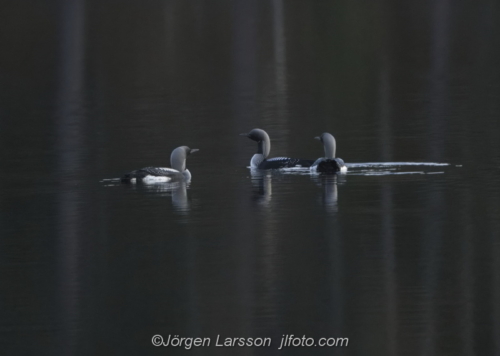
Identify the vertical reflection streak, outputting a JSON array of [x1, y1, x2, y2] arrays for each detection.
[[459, 187, 474, 356], [232, 0, 257, 123], [379, 62, 397, 356], [422, 190, 443, 356], [56, 0, 86, 354], [232, 0, 258, 343], [185, 212, 200, 348], [428, 0, 451, 162], [491, 193, 500, 356], [422, 1, 451, 352], [325, 182, 343, 336], [271, 0, 290, 149], [272, 0, 286, 93], [251, 171, 281, 338], [260, 174, 281, 337], [495, 239, 500, 356], [164, 0, 177, 81], [262, 0, 290, 151], [272, 0, 287, 108]]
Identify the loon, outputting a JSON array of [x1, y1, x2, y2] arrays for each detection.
[[240, 128, 314, 169], [310, 133, 347, 173], [121, 146, 198, 183]]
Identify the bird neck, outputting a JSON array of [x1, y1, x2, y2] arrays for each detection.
[[251, 154, 265, 168], [171, 155, 186, 172], [324, 137, 336, 159], [257, 137, 270, 158]]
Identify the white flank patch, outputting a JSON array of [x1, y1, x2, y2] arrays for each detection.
[[340, 166, 348, 173], [142, 175, 171, 183], [280, 166, 310, 172]]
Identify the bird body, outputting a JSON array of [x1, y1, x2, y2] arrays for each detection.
[[121, 146, 198, 183], [310, 157, 347, 173], [241, 128, 313, 169], [310, 133, 347, 173]]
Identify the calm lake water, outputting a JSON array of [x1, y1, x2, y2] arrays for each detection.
[[1, 1, 500, 355]]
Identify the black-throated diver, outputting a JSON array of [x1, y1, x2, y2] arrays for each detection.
[[310, 133, 347, 173], [121, 146, 198, 183], [240, 128, 313, 169]]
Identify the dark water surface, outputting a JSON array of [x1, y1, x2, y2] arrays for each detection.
[[1, 1, 500, 355]]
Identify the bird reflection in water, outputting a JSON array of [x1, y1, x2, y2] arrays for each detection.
[[249, 168, 344, 212], [311, 174, 343, 213], [250, 168, 273, 206], [118, 180, 191, 213]]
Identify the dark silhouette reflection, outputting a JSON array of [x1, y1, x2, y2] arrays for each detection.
[[492, 205, 500, 356], [311, 174, 343, 213], [56, 0, 86, 354], [378, 54, 398, 355], [428, 0, 451, 162], [459, 185, 474, 356], [250, 169, 273, 206], [421, 1, 451, 354]]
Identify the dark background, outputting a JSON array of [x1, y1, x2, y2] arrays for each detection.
[[1, 0, 499, 355]]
